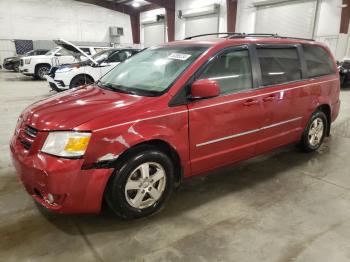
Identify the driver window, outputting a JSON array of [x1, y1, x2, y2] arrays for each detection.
[[199, 49, 253, 95], [108, 51, 130, 63]]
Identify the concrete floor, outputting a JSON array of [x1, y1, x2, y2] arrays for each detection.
[[1, 69, 350, 262]]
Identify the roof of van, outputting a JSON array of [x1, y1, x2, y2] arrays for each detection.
[[171, 37, 317, 45], [164, 33, 320, 47]]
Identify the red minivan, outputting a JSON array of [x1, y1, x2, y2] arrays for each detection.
[[10, 34, 340, 219]]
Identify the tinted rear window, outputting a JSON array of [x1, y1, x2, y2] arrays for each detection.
[[303, 45, 335, 78], [257, 48, 302, 86]]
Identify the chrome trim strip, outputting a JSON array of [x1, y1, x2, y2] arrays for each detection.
[[196, 128, 260, 147], [196, 116, 302, 147], [260, 117, 303, 130]]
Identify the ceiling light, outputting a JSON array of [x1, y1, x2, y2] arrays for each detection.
[[132, 2, 140, 7]]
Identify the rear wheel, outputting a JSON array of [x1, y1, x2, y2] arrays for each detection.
[[69, 75, 94, 89], [105, 148, 174, 219], [340, 73, 347, 87], [300, 111, 327, 152]]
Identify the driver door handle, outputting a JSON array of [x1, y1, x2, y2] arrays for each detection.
[[243, 98, 259, 106]]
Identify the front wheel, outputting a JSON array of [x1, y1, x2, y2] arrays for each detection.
[[69, 75, 94, 89], [300, 111, 327, 152], [35, 65, 50, 80], [105, 148, 174, 219]]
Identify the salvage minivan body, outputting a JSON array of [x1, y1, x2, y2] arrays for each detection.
[[10, 35, 340, 219]]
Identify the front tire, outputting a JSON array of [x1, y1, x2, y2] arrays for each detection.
[[300, 111, 327, 152], [69, 75, 94, 89], [35, 65, 50, 80], [105, 148, 174, 219]]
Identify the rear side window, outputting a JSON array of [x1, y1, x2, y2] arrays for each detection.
[[199, 49, 252, 95], [257, 47, 301, 86], [303, 45, 335, 78]]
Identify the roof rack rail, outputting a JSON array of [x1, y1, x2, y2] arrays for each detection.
[[184, 32, 315, 42], [184, 32, 243, 40], [228, 33, 315, 41]]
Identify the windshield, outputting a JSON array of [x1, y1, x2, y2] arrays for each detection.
[[24, 50, 35, 56], [45, 47, 60, 56], [98, 45, 208, 96], [92, 49, 116, 63]]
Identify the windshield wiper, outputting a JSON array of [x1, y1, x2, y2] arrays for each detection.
[[96, 81, 137, 95]]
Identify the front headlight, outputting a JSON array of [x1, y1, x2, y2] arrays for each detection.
[[41, 131, 91, 157], [25, 58, 31, 64], [57, 67, 73, 73]]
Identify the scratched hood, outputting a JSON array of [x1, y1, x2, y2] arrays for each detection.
[[20, 85, 153, 131]]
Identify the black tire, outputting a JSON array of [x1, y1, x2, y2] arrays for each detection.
[[13, 63, 19, 72], [35, 65, 50, 80], [340, 74, 347, 87], [300, 111, 328, 152], [105, 148, 174, 219], [69, 75, 94, 89]]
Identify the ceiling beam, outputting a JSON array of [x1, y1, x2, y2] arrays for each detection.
[[139, 3, 162, 12], [146, 0, 175, 10], [76, 0, 137, 15]]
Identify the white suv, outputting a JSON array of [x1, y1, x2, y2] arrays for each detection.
[[19, 40, 111, 80], [45, 40, 140, 91]]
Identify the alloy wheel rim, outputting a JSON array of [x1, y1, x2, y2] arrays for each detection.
[[39, 67, 49, 78], [308, 117, 324, 147], [124, 162, 166, 209]]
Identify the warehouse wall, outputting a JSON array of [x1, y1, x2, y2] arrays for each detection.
[[174, 0, 227, 40], [0, 0, 132, 43], [236, 0, 346, 60], [0, 0, 133, 61], [140, 8, 166, 47]]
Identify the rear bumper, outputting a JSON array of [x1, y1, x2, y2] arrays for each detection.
[[10, 136, 113, 214], [331, 99, 341, 122]]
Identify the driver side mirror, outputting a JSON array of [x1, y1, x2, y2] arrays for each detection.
[[190, 79, 220, 99]]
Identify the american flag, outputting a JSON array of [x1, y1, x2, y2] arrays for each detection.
[[14, 40, 33, 55]]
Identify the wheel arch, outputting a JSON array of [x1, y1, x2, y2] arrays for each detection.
[[317, 104, 331, 136], [35, 63, 51, 72], [106, 139, 183, 187]]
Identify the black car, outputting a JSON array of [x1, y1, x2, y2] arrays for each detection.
[[338, 60, 350, 87], [3, 49, 49, 72]]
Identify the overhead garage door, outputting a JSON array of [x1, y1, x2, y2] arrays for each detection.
[[185, 14, 219, 39], [144, 22, 165, 48], [255, 0, 317, 39]]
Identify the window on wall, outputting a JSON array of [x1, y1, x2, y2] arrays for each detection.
[[303, 45, 335, 78], [199, 49, 253, 95], [257, 47, 302, 86]]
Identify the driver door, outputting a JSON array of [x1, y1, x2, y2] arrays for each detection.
[[188, 46, 266, 175]]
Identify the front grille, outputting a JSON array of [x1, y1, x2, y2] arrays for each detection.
[[24, 125, 38, 138], [17, 125, 38, 151], [19, 138, 31, 150]]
